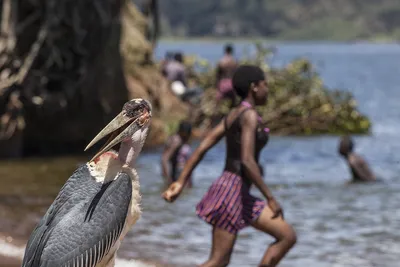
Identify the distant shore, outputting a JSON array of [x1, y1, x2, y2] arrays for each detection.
[[158, 36, 400, 44]]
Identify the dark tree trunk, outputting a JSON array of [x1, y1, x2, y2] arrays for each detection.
[[0, 0, 129, 157]]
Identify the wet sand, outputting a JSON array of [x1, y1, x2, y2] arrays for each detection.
[[0, 256, 20, 267]]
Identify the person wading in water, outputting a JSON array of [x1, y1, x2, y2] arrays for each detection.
[[163, 65, 297, 267], [338, 135, 377, 183], [161, 121, 193, 187]]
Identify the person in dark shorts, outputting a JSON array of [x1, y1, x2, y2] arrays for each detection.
[[163, 65, 296, 267], [338, 135, 377, 183], [161, 121, 193, 187]]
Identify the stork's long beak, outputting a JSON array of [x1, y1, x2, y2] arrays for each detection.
[[84, 101, 151, 162]]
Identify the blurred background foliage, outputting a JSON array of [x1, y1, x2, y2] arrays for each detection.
[[183, 43, 371, 135], [134, 0, 400, 41]]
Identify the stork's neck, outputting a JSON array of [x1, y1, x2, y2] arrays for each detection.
[[118, 139, 140, 168], [87, 139, 142, 183]]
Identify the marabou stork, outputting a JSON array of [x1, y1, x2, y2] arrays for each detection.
[[22, 98, 152, 267]]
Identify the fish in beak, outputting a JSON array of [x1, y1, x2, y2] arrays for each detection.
[[85, 99, 152, 162]]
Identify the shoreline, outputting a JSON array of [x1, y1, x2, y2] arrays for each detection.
[[0, 234, 166, 267], [0, 128, 372, 161], [158, 36, 400, 44]]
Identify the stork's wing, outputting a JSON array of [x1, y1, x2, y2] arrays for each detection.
[[22, 165, 132, 267]]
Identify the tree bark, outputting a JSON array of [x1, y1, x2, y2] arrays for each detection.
[[0, 0, 128, 157], [0, 0, 17, 54]]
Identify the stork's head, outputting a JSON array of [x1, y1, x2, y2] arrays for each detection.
[[85, 98, 152, 166]]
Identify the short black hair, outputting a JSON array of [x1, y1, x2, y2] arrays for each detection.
[[339, 135, 354, 156], [232, 65, 265, 99], [224, 44, 234, 54], [178, 121, 192, 135], [174, 52, 183, 63]]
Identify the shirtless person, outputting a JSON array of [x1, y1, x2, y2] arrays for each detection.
[[338, 135, 376, 183], [216, 44, 238, 108]]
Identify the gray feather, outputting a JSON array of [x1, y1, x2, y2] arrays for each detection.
[[22, 165, 132, 267]]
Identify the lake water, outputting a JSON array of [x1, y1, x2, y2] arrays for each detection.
[[2, 42, 400, 267]]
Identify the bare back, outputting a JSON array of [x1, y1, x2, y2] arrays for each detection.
[[217, 55, 237, 80], [348, 153, 376, 182]]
